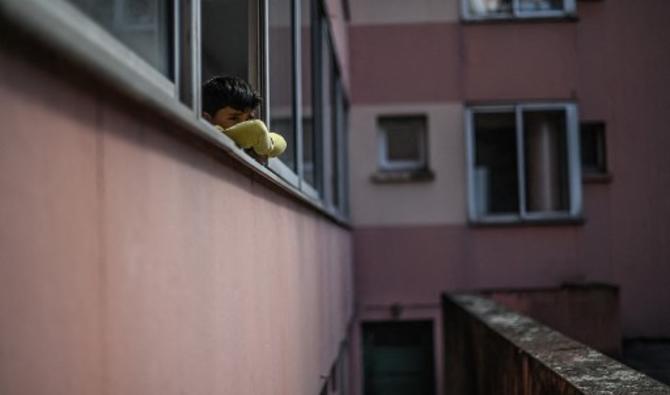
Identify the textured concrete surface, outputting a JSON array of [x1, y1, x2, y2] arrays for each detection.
[[443, 294, 670, 394]]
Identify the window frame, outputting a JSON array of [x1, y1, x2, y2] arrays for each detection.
[[460, 0, 577, 21], [465, 102, 582, 224], [1, 0, 350, 223], [377, 115, 429, 172]]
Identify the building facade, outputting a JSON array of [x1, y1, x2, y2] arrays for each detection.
[[348, 0, 670, 393], [0, 0, 353, 394]]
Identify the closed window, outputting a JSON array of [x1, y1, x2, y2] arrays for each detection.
[[378, 115, 428, 172], [466, 103, 582, 223], [462, 0, 576, 20]]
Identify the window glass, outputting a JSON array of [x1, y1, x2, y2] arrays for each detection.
[[302, 118, 315, 183], [302, 0, 315, 185], [466, 0, 572, 18], [378, 116, 427, 171], [269, 0, 296, 170], [468, 0, 512, 16], [580, 122, 607, 174], [473, 112, 519, 215], [68, 0, 173, 78], [320, 29, 337, 203], [523, 109, 570, 213], [381, 118, 424, 162], [272, 118, 295, 170], [330, 70, 340, 209], [201, 0, 250, 82], [519, 0, 564, 12]]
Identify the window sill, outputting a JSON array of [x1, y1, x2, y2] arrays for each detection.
[[371, 168, 435, 184], [582, 172, 612, 184]]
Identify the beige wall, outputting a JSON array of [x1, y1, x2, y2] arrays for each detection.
[[349, 103, 467, 226], [350, 0, 459, 25], [0, 45, 353, 395]]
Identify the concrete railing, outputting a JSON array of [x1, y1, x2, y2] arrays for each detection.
[[442, 293, 670, 394]]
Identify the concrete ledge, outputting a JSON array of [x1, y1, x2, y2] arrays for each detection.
[[442, 293, 670, 394]]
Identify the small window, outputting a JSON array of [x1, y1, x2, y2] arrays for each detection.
[[68, 0, 175, 78], [462, 0, 576, 20], [580, 122, 608, 175], [467, 103, 582, 223], [377, 115, 428, 172]]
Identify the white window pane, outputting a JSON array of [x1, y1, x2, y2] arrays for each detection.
[[523, 109, 570, 213], [269, 0, 295, 170], [518, 0, 564, 12], [68, 0, 173, 78], [473, 112, 519, 215], [201, 0, 249, 82], [468, 0, 513, 16]]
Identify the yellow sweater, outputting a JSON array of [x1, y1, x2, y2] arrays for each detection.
[[215, 119, 287, 158]]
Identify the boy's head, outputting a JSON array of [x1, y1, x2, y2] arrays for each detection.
[[202, 75, 262, 129]]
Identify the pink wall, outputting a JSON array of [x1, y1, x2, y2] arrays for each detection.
[[353, 181, 670, 338], [350, 23, 462, 104], [0, 45, 353, 394], [349, 0, 670, 338]]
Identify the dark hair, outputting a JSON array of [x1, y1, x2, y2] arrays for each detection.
[[202, 75, 262, 115]]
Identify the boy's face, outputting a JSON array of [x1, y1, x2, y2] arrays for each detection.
[[210, 106, 253, 129]]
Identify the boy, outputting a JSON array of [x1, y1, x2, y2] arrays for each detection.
[[202, 76, 285, 158]]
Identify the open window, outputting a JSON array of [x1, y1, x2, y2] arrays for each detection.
[[580, 121, 609, 181], [466, 103, 582, 223]]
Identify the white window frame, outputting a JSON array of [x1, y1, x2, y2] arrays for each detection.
[[461, 0, 577, 21], [377, 115, 428, 172], [465, 102, 582, 224]]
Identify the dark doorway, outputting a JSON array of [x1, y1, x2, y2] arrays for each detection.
[[362, 321, 436, 395]]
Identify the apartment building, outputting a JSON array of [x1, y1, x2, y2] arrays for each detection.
[[348, 0, 670, 393], [2, 0, 669, 394], [0, 0, 353, 394]]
